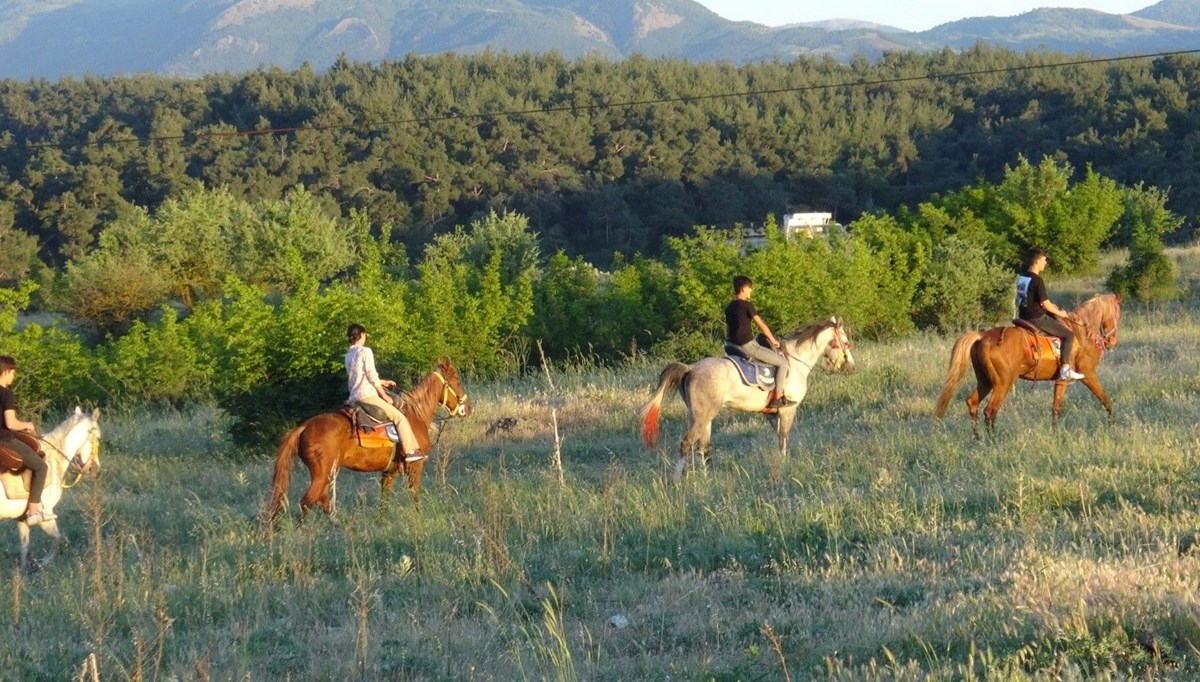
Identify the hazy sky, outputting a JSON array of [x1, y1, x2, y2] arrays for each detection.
[[695, 1, 1153, 32]]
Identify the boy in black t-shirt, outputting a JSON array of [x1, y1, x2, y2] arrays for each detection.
[[0, 356, 52, 525], [724, 275, 790, 408], [1015, 249, 1084, 382]]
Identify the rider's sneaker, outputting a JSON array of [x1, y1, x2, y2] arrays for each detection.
[[403, 451, 428, 463], [22, 510, 55, 526], [1058, 365, 1084, 381]]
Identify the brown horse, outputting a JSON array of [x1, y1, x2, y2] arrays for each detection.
[[268, 357, 470, 523], [934, 293, 1121, 437]]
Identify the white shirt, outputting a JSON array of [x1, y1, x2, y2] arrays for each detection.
[[345, 345, 382, 402]]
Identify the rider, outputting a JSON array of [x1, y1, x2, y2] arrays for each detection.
[[345, 324, 425, 463], [1016, 248, 1085, 382], [725, 275, 790, 408], [0, 356, 53, 525]]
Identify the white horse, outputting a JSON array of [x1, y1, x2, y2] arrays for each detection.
[[0, 407, 101, 571], [640, 318, 855, 480]]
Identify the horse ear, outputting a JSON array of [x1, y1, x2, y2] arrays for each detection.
[[1115, 292, 1123, 304], [437, 355, 451, 368], [74, 406, 82, 415], [92, 407, 101, 421]]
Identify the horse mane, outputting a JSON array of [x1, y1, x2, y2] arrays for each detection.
[[399, 369, 447, 427], [1074, 293, 1120, 330], [783, 320, 836, 346], [44, 411, 86, 441]]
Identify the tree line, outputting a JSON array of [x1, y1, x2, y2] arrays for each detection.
[[1, 45, 1198, 279]]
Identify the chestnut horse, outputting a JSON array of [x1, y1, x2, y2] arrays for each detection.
[[268, 357, 470, 523], [934, 293, 1121, 437]]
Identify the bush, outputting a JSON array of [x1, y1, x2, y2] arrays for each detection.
[[1107, 248, 1176, 302], [913, 236, 1013, 332]]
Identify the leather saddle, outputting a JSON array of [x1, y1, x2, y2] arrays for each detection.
[[723, 335, 777, 390], [338, 403, 400, 449], [0, 433, 41, 500], [1011, 319, 1062, 361]]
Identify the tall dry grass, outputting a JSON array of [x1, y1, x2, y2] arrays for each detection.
[[3, 248, 1200, 679]]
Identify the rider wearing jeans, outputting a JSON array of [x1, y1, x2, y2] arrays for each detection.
[[1016, 248, 1084, 382], [0, 356, 52, 525], [725, 275, 790, 408]]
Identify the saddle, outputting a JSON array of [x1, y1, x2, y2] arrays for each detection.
[[1011, 319, 1062, 363], [723, 335, 777, 391], [0, 433, 42, 500], [338, 403, 400, 449]]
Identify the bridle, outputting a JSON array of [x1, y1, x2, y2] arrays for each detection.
[[432, 371, 469, 417], [823, 324, 853, 371], [35, 423, 100, 489]]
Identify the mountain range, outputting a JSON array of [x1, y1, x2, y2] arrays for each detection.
[[1, 0, 1199, 80]]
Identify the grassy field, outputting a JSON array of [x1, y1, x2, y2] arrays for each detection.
[[4, 249, 1200, 680]]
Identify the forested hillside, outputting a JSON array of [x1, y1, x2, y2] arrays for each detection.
[[2, 45, 1198, 272]]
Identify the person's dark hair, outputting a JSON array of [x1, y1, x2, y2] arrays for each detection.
[[0, 356, 14, 373], [1025, 248, 1048, 269], [733, 275, 753, 294], [347, 324, 366, 344]]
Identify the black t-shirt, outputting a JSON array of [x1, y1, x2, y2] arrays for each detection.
[[725, 299, 758, 344], [0, 386, 15, 439], [1015, 270, 1048, 320]]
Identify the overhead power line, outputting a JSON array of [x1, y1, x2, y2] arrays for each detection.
[[21, 48, 1200, 152]]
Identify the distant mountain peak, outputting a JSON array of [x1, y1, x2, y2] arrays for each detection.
[[215, 0, 319, 30], [0, 0, 1195, 80], [633, 3, 684, 38]]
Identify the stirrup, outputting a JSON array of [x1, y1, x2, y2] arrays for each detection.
[[403, 451, 427, 463]]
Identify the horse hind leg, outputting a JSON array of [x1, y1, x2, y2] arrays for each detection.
[[675, 415, 714, 482], [299, 461, 333, 519]]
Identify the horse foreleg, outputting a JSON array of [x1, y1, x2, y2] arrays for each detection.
[[1079, 374, 1114, 424], [405, 461, 425, 509], [35, 519, 63, 568], [1051, 381, 1068, 424], [775, 407, 797, 455], [17, 522, 30, 573]]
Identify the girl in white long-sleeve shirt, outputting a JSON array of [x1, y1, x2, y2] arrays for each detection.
[[345, 324, 424, 462]]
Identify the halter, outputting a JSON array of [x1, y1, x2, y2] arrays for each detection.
[[432, 371, 469, 417]]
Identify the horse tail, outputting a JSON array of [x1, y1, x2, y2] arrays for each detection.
[[934, 331, 983, 421], [639, 362, 690, 448], [268, 423, 305, 524]]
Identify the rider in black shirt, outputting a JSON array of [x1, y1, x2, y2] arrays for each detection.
[[0, 356, 52, 525], [725, 275, 790, 408], [1015, 248, 1084, 382]]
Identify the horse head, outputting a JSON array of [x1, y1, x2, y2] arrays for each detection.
[[48, 406, 101, 477], [821, 317, 856, 374], [434, 357, 471, 417]]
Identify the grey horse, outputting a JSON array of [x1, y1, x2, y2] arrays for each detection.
[[640, 318, 855, 480]]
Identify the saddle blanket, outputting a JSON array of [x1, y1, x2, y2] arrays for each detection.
[[724, 355, 775, 389]]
